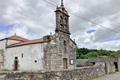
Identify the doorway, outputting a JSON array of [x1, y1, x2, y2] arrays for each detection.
[[63, 58, 68, 69], [14, 57, 19, 71], [114, 62, 118, 72]]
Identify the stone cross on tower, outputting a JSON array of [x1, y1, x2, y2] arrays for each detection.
[[61, 0, 64, 6]]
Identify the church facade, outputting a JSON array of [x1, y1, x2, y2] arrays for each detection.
[[0, 1, 77, 71]]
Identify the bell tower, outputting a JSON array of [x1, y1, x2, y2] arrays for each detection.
[[55, 0, 70, 35], [45, 0, 77, 70]]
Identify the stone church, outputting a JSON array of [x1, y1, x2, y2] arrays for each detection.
[[0, 0, 77, 71]]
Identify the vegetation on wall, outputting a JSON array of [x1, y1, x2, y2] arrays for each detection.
[[76, 48, 120, 59]]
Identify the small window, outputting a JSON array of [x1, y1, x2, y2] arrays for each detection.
[[65, 17, 67, 21], [21, 53, 23, 58], [34, 60, 37, 63], [64, 17, 67, 24], [92, 62, 95, 65], [15, 57, 18, 59], [64, 40, 66, 46], [60, 16, 63, 19], [60, 23, 63, 26], [64, 40, 67, 53]]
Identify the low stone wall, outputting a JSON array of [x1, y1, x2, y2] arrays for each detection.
[[0, 63, 105, 80], [76, 59, 94, 67]]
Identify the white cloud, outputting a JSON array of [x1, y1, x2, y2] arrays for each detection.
[[0, 32, 6, 39], [0, 0, 120, 50]]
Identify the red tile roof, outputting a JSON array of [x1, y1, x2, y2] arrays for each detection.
[[8, 35, 28, 41], [0, 35, 28, 42], [7, 35, 52, 48]]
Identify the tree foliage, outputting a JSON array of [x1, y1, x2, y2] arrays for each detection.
[[76, 48, 118, 59], [85, 52, 99, 58]]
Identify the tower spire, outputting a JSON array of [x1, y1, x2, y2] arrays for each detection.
[[61, 0, 64, 6]]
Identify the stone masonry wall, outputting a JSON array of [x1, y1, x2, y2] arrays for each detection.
[[0, 63, 105, 80]]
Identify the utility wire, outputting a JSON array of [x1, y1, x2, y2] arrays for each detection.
[[67, 0, 120, 33], [42, 0, 120, 34], [69, 12, 120, 33], [44, 0, 57, 7]]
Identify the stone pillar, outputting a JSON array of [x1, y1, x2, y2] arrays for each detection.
[[117, 56, 120, 72], [105, 62, 111, 74]]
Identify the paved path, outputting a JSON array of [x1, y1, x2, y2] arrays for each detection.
[[93, 72, 120, 80]]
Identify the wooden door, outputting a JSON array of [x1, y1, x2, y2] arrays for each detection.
[[14, 57, 18, 71], [63, 58, 68, 69]]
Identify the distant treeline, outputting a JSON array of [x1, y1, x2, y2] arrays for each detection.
[[76, 48, 120, 59]]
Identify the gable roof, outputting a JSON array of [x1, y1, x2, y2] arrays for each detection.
[[7, 39, 43, 48], [0, 35, 28, 42], [7, 35, 52, 48]]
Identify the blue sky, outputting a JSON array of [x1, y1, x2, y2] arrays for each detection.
[[87, 29, 96, 34], [0, 22, 14, 32]]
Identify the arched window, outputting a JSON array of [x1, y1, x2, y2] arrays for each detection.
[[64, 40, 66, 46], [60, 15, 63, 25], [60, 15, 63, 19], [64, 17, 67, 24], [64, 40, 67, 53]]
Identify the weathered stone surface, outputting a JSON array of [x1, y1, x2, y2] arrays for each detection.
[[0, 64, 105, 80], [89, 57, 120, 74]]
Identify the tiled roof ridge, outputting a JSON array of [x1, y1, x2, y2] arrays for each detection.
[[7, 35, 54, 48]]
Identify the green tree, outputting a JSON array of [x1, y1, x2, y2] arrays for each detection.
[[76, 48, 90, 59], [76, 48, 117, 59], [97, 49, 111, 56], [110, 50, 120, 56], [85, 52, 99, 58]]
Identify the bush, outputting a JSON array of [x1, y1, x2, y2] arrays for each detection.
[[85, 52, 99, 58], [76, 48, 117, 59]]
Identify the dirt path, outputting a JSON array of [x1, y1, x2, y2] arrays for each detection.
[[93, 72, 120, 80]]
